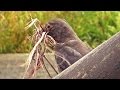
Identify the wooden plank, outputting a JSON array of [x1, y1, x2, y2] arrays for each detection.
[[53, 31, 120, 79]]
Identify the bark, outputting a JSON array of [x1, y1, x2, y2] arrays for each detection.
[[53, 31, 120, 79]]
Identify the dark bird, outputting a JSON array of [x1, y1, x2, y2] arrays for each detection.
[[44, 18, 92, 72]]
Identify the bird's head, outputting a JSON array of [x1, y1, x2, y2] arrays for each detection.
[[43, 18, 77, 43]]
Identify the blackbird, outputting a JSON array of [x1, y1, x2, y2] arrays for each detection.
[[44, 18, 92, 72]]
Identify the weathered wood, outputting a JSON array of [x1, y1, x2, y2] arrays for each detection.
[[53, 31, 120, 79]]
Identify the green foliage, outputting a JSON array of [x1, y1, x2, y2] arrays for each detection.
[[0, 11, 120, 53]]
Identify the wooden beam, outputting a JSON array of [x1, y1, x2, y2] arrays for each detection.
[[53, 31, 120, 79]]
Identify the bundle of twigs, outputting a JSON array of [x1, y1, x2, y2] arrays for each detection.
[[23, 18, 58, 79]]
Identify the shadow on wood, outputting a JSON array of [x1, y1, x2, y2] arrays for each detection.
[[53, 31, 120, 79]]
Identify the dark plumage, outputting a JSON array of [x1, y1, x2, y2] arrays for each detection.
[[45, 18, 92, 72]]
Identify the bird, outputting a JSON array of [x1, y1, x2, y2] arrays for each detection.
[[44, 18, 92, 72]]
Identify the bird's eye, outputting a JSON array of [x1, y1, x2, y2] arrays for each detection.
[[47, 25, 50, 28], [46, 24, 51, 29], [44, 23, 53, 33]]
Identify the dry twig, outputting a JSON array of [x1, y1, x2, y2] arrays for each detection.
[[23, 18, 59, 79]]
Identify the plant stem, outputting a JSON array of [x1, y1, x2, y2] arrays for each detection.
[[44, 55, 59, 74]]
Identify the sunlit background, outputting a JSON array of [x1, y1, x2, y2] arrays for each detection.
[[0, 11, 120, 78]]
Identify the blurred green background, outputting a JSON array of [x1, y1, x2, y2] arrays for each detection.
[[0, 11, 120, 53]]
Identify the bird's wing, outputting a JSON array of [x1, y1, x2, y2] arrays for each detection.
[[55, 44, 83, 72]]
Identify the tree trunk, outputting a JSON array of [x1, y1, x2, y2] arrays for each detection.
[[53, 31, 120, 79]]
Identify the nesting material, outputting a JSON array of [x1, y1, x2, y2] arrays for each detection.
[[23, 18, 58, 79]]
